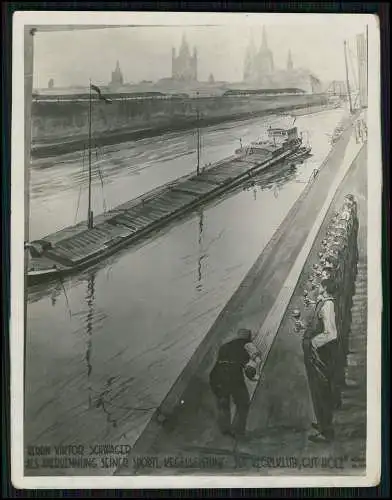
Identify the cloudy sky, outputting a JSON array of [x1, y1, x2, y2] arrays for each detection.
[[32, 15, 369, 88]]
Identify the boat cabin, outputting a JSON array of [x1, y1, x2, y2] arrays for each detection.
[[267, 126, 299, 143]]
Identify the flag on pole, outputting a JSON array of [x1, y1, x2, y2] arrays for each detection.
[[90, 84, 112, 103]]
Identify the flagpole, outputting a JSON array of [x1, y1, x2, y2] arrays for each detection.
[[88, 79, 93, 229]]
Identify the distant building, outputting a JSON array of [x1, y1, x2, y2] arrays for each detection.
[[172, 34, 198, 82], [110, 60, 124, 87], [243, 27, 274, 83], [326, 80, 347, 97], [48, 78, 54, 89], [243, 27, 322, 93]]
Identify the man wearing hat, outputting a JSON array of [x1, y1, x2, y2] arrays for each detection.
[[209, 328, 255, 437], [302, 278, 341, 442]]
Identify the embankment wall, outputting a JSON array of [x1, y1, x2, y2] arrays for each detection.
[[32, 93, 328, 147]]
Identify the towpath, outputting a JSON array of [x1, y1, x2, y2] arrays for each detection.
[[116, 113, 366, 476]]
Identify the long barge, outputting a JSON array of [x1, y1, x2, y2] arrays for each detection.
[[26, 124, 310, 286]]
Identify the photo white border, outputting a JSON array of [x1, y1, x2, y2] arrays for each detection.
[[10, 11, 382, 489]]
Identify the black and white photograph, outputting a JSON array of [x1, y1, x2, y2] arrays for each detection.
[[10, 11, 382, 489]]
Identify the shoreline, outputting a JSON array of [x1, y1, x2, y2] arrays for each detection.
[[113, 114, 361, 472], [31, 102, 338, 160]]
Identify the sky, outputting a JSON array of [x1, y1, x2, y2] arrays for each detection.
[[32, 15, 369, 88]]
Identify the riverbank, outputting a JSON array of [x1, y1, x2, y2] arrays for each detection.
[[115, 111, 365, 476], [31, 99, 329, 159], [119, 142, 367, 478]]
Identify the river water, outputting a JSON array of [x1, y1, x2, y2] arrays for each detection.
[[26, 108, 346, 453]]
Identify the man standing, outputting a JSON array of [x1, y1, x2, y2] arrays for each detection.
[[302, 279, 340, 442], [209, 329, 253, 438]]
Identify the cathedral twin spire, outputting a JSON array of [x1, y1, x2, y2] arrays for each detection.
[[172, 33, 198, 82], [244, 27, 274, 82], [243, 27, 294, 83]]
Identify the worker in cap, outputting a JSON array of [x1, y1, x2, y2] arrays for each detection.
[[302, 278, 341, 442], [209, 328, 253, 438]]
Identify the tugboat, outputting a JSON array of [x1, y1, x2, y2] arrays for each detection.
[[285, 130, 312, 161], [234, 124, 309, 160]]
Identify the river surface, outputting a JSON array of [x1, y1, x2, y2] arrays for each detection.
[[26, 108, 346, 453]]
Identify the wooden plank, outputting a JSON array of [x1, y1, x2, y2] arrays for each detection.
[[223, 164, 250, 174], [214, 164, 245, 175], [77, 233, 101, 246], [148, 199, 174, 213], [146, 207, 169, 219], [200, 172, 235, 183], [98, 222, 133, 237], [157, 193, 188, 206], [195, 175, 223, 185], [94, 222, 119, 235], [173, 185, 213, 197], [125, 220, 146, 230], [81, 233, 101, 245], [172, 184, 208, 195], [55, 239, 75, 251], [118, 214, 147, 230], [132, 213, 155, 225], [154, 198, 186, 213], [113, 215, 139, 231], [137, 207, 160, 220], [166, 190, 198, 203], [50, 246, 79, 261], [55, 227, 105, 250], [120, 207, 143, 219], [131, 217, 151, 228], [180, 180, 217, 193], [61, 238, 86, 250]]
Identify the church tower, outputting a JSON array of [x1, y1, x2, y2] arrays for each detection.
[[243, 34, 257, 82], [172, 34, 198, 82], [243, 27, 276, 85], [110, 60, 124, 87], [257, 26, 274, 74]]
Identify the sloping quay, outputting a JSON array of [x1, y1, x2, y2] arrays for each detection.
[[115, 113, 363, 472], [248, 132, 364, 399]]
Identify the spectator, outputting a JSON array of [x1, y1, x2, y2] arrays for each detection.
[[302, 278, 341, 442]]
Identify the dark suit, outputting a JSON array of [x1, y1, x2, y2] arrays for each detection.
[[209, 338, 251, 435]]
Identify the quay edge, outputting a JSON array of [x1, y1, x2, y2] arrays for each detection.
[[115, 113, 364, 474]]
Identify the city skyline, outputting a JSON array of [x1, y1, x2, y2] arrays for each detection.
[[33, 21, 367, 88]]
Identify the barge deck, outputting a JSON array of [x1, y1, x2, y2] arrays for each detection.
[[27, 144, 304, 285]]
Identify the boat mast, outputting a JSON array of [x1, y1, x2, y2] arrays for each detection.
[[88, 79, 93, 229], [344, 40, 353, 114], [196, 91, 200, 175]]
